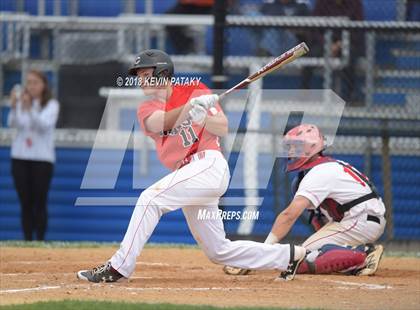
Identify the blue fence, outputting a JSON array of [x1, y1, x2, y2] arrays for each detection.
[[1, 146, 419, 242]]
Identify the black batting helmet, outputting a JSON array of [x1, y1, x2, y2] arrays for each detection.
[[128, 49, 174, 78]]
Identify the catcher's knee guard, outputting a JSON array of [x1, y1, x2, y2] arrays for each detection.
[[297, 244, 366, 274]]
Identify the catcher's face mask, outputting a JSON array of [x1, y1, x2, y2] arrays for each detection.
[[281, 139, 309, 172], [282, 124, 325, 172]]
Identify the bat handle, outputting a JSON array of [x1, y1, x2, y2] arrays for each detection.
[[218, 92, 227, 101], [218, 85, 240, 101]]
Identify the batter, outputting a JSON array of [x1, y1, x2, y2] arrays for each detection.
[[77, 49, 306, 283]]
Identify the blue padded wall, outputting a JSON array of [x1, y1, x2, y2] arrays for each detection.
[[0, 146, 194, 243], [1, 145, 419, 242]]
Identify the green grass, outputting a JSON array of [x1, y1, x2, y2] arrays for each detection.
[[0, 300, 322, 310]]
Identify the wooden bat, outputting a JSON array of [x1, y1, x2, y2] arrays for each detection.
[[219, 42, 309, 100]]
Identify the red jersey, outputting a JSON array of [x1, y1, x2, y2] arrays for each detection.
[[137, 82, 223, 170]]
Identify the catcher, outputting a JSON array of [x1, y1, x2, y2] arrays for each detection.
[[224, 124, 386, 276]]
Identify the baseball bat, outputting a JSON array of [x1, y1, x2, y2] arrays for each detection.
[[218, 42, 309, 100]]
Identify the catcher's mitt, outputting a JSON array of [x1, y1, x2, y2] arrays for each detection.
[[223, 265, 251, 275]]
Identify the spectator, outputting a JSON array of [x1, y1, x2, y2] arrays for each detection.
[[406, 0, 420, 21], [257, 0, 310, 56], [166, 0, 214, 54], [8, 70, 59, 241], [306, 0, 364, 103]]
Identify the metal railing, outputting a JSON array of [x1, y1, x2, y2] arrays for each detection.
[[1, 13, 419, 104]]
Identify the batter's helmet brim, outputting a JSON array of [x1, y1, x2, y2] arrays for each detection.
[[128, 65, 156, 76]]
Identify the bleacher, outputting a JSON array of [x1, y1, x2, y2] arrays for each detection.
[[1, 0, 419, 243], [1, 0, 419, 101]]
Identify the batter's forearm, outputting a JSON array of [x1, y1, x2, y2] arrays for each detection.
[[162, 105, 192, 131], [204, 114, 228, 137], [162, 94, 220, 131]]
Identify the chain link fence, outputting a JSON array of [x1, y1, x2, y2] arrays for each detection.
[[222, 1, 420, 243]]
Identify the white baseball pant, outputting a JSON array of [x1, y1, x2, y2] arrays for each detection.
[[110, 150, 292, 277], [302, 213, 386, 251]]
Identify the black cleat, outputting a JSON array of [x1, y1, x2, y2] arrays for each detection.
[[278, 245, 305, 281], [77, 262, 124, 283]]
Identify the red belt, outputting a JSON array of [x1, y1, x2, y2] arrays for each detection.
[[178, 151, 206, 169]]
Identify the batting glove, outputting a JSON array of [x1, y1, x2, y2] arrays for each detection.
[[188, 104, 207, 125], [189, 94, 218, 110]]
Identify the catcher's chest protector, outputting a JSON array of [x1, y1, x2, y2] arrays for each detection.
[[292, 157, 379, 222]]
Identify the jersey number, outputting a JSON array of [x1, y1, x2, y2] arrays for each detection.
[[179, 126, 199, 147], [343, 166, 366, 187]]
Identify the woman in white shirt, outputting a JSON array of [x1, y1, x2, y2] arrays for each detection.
[[8, 70, 59, 241]]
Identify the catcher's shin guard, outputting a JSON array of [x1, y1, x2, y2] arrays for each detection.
[[297, 248, 366, 274]]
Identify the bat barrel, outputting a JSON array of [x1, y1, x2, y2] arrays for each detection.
[[295, 42, 310, 56], [217, 42, 309, 101]]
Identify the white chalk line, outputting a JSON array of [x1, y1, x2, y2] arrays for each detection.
[[0, 279, 393, 295], [0, 286, 61, 294], [4, 261, 100, 265], [125, 287, 249, 292], [136, 261, 171, 266], [326, 280, 393, 290], [0, 283, 258, 294], [5, 260, 172, 267], [1, 272, 74, 276]]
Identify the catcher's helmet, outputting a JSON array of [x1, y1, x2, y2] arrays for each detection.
[[283, 124, 325, 172], [128, 49, 174, 78]]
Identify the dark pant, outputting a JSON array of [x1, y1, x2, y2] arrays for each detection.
[[11, 159, 54, 241]]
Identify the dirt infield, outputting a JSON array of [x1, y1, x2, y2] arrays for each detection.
[[0, 246, 419, 309]]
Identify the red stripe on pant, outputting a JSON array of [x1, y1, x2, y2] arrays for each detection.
[[114, 159, 216, 273], [304, 220, 358, 249]]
